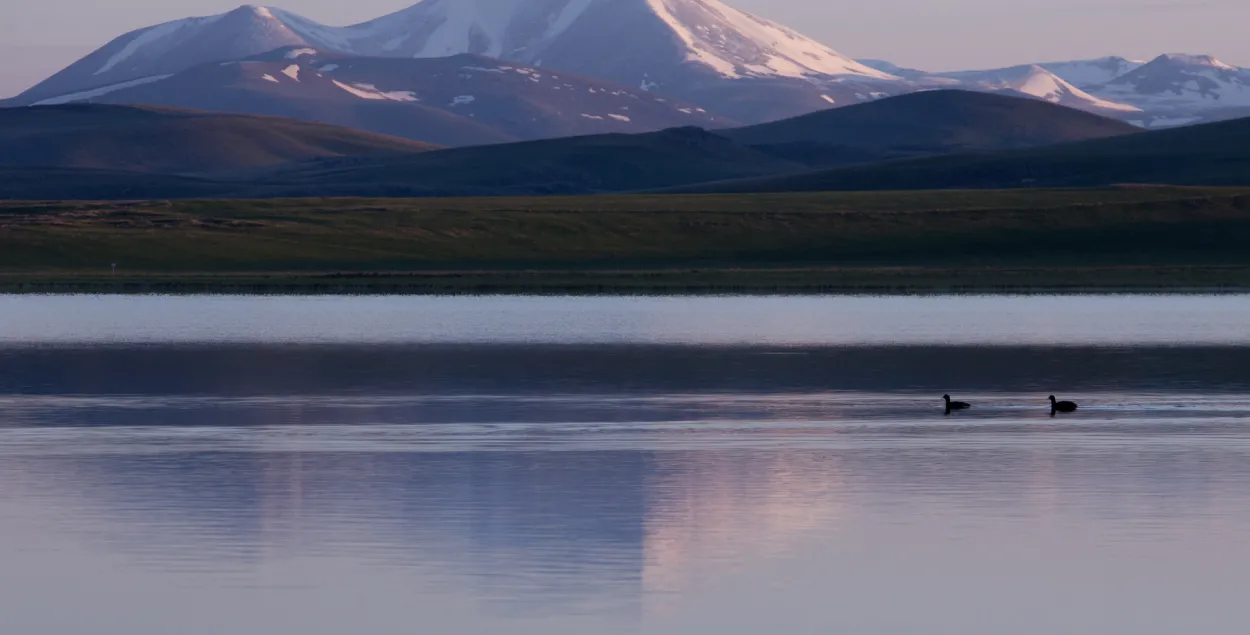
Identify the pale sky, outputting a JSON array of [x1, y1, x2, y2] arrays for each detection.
[[3, 0, 1248, 97]]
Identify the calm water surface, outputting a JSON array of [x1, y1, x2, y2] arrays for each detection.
[[2, 295, 1250, 634]]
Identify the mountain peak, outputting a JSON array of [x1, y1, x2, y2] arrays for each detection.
[[234, 4, 272, 16], [337, 0, 894, 82], [1155, 53, 1238, 70], [1092, 52, 1250, 120], [937, 63, 1141, 114]]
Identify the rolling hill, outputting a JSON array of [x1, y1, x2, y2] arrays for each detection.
[[1, 91, 1240, 201], [247, 126, 803, 197], [0, 124, 799, 200], [0, 104, 434, 174], [675, 114, 1250, 193], [0, 167, 231, 200], [720, 90, 1142, 167]]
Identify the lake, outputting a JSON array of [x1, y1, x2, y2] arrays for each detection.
[[2, 294, 1250, 634]]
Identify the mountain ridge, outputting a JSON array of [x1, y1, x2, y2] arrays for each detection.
[[11, 47, 732, 147], [18, 1, 894, 116], [860, 53, 1250, 127]]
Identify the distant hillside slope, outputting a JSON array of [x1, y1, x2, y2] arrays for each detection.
[[249, 126, 803, 197], [719, 90, 1141, 167], [0, 167, 229, 200], [675, 114, 1250, 193], [0, 104, 434, 173]]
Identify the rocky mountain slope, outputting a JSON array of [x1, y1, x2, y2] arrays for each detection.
[[16, 1, 900, 124], [15, 48, 729, 146]]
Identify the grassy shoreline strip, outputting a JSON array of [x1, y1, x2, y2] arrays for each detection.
[[4, 266, 1250, 295], [3, 187, 1250, 294]]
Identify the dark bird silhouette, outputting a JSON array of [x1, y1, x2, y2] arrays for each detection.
[[943, 394, 971, 415], [1049, 395, 1078, 415]]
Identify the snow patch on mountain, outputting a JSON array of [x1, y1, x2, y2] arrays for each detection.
[[1037, 57, 1145, 87], [1159, 53, 1238, 71], [1015, 67, 1140, 112], [943, 65, 1141, 113], [637, 0, 894, 79], [1090, 53, 1250, 111], [94, 16, 223, 76], [332, 79, 419, 102], [33, 74, 174, 105]]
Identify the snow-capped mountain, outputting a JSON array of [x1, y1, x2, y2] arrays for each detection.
[[940, 65, 1141, 115], [858, 54, 1250, 126], [859, 56, 1148, 90], [333, 0, 892, 82], [21, 47, 729, 147], [19, 6, 309, 104], [1036, 57, 1146, 88], [1085, 54, 1250, 126], [18, 1, 896, 121], [18, 1, 1250, 132]]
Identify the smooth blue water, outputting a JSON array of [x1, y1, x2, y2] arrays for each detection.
[[2, 295, 1250, 635]]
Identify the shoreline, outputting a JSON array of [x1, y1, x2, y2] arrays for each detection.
[[4, 266, 1250, 295]]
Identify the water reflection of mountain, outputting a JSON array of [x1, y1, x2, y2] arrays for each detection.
[[641, 451, 847, 604], [4, 345, 1250, 397], [13, 429, 1250, 621], [1, 446, 651, 615], [8, 423, 1250, 620], [6, 344, 1250, 618]]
